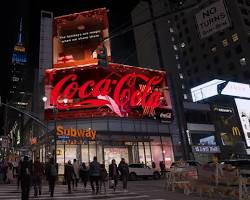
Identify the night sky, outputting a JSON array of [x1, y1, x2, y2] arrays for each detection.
[[0, 0, 140, 132]]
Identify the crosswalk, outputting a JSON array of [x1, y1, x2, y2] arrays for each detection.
[[0, 184, 151, 200]]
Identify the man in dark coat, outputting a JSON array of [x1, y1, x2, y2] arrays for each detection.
[[118, 158, 129, 192], [108, 159, 119, 191], [20, 155, 32, 200], [64, 160, 75, 194], [46, 157, 58, 197], [89, 156, 101, 194]]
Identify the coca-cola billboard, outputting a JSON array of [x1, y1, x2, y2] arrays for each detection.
[[44, 63, 173, 121]]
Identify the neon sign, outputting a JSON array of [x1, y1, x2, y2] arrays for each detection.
[[44, 63, 172, 120]]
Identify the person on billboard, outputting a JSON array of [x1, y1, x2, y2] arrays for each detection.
[[108, 159, 119, 191], [89, 156, 101, 195], [118, 158, 129, 192]]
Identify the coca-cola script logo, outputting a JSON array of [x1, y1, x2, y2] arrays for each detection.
[[51, 73, 166, 116]]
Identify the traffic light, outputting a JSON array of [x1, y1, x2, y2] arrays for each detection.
[[97, 44, 108, 68]]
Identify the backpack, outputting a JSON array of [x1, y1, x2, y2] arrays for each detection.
[[50, 164, 57, 176]]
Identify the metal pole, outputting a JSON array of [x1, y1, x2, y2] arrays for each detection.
[[54, 108, 57, 163]]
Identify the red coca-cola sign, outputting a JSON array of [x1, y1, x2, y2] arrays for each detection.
[[44, 63, 172, 120]]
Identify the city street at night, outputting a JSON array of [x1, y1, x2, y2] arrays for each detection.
[[1, 0, 250, 200], [0, 180, 212, 200]]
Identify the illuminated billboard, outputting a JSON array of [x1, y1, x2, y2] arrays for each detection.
[[235, 98, 250, 147], [44, 63, 173, 121], [218, 81, 250, 98], [191, 79, 225, 102], [212, 105, 243, 146], [53, 8, 111, 68]]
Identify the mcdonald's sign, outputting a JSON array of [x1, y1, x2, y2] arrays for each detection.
[[232, 126, 241, 136]]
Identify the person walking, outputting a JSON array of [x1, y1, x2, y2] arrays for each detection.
[[33, 157, 44, 197], [79, 162, 89, 192], [72, 159, 80, 190], [99, 164, 108, 193], [89, 156, 101, 195], [108, 159, 119, 191], [20, 155, 32, 200], [6, 162, 14, 184], [118, 158, 129, 192], [64, 160, 75, 194], [46, 157, 58, 197]]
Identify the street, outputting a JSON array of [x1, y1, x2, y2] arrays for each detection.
[[0, 179, 211, 200]]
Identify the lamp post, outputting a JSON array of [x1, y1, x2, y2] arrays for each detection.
[[42, 96, 57, 162]]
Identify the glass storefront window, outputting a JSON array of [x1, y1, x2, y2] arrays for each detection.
[[89, 141, 96, 163], [138, 142, 145, 164], [81, 144, 89, 164], [65, 145, 77, 163], [57, 144, 64, 175], [144, 142, 152, 166], [191, 133, 216, 146]]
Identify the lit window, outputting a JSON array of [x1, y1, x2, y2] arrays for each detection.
[[240, 57, 247, 66], [173, 45, 178, 50], [222, 39, 228, 47], [168, 20, 171, 24], [177, 64, 181, 69], [10, 91, 14, 93], [12, 77, 19, 81], [184, 94, 188, 99], [179, 73, 184, 79], [170, 27, 174, 33], [211, 47, 217, 52], [182, 84, 185, 89], [175, 54, 179, 60], [171, 37, 175, 41], [232, 33, 239, 42], [181, 42, 186, 48]]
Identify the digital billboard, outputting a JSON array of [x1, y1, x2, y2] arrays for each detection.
[[212, 105, 243, 146], [235, 98, 250, 147], [53, 8, 111, 68], [44, 63, 173, 121]]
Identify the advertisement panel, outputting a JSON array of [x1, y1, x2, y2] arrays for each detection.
[[212, 105, 243, 146], [235, 98, 250, 147], [195, 0, 231, 39], [53, 8, 111, 68], [44, 63, 172, 121]]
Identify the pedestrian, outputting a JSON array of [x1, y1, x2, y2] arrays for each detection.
[[32, 157, 44, 197], [160, 161, 166, 177], [89, 156, 101, 195], [64, 160, 75, 194], [46, 157, 58, 197], [6, 162, 14, 184], [108, 159, 119, 191], [99, 164, 108, 193], [152, 161, 156, 169], [118, 158, 129, 192], [20, 155, 32, 200], [79, 162, 89, 192], [72, 159, 80, 190], [17, 160, 21, 190]]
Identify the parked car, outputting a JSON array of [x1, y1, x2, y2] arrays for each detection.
[[128, 163, 161, 181], [220, 159, 250, 177]]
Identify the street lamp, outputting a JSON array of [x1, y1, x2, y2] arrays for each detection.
[[42, 96, 57, 162]]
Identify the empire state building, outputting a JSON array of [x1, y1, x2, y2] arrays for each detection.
[[9, 18, 29, 109]]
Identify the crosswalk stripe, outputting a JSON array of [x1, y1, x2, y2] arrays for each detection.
[[108, 195, 149, 200]]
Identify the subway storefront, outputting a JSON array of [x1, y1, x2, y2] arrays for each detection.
[[42, 63, 174, 174]]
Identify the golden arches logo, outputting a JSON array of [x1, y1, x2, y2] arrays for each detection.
[[232, 127, 241, 136]]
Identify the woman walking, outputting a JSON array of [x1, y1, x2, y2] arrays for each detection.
[[79, 162, 89, 192], [108, 159, 119, 191]]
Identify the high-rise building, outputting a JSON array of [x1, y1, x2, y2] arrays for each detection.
[[132, 0, 250, 160], [9, 18, 30, 108]]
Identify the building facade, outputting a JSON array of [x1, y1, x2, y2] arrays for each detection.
[[31, 9, 175, 174]]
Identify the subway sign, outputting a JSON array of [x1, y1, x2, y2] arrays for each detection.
[[44, 63, 173, 121]]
